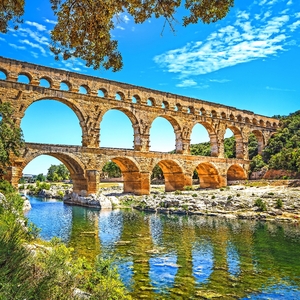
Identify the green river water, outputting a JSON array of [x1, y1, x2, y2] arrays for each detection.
[[26, 196, 300, 299]]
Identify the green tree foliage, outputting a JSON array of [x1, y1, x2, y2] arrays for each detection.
[[102, 161, 122, 178], [36, 173, 46, 182], [1, 0, 233, 71], [0, 102, 24, 177], [47, 164, 70, 181], [151, 164, 164, 180], [261, 111, 300, 172]]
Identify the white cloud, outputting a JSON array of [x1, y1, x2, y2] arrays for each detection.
[[19, 27, 49, 45], [290, 20, 300, 31], [123, 15, 130, 24], [154, 1, 298, 83], [9, 43, 26, 50], [25, 21, 46, 31], [31, 51, 39, 58], [266, 86, 296, 91], [116, 25, 125, 30], [0, 37, 5, 41], [287, 0, 292, 4], [176, 79, 197, 87], [209, 79, 231, 83], [20, 39, 47, 55], [44, 18, 57, 25]]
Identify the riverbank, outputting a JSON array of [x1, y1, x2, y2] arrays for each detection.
[[103, 180, 300, 223]]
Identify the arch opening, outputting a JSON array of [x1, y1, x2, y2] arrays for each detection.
[[149, 116, 177, 152], [110, 157, 146, 194], [162, 101, 169, 109], [79, 85, 89, 94], [251, 130, 263, 156], [190, 123, 211, 156], [0, 69, 7, 80], [147, 98, 155, 106], [98, 88, 107, 98], [18, 74, 31, 84], [39, 78, 51, 88], [21, 99, 82, 145], [195, 162, 222, 188], [21, 153, 87, 193], [156, 160, 185, 192], [100, 109, 135, 149], [60, 81, 70, 91], [227, 164, 247, 182], [115, 92, 124, 101]]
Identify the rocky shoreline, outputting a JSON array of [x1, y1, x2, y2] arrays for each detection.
[[22, 181, 300, 223]]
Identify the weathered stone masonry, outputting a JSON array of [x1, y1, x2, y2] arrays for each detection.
[[0, 56, 279, 195]]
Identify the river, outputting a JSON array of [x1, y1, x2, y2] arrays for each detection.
[[25, 195, 300, 299]]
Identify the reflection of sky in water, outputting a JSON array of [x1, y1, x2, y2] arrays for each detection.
[[117, 260, 134, 290], [192, 241, 213, 284], [227, 242, 240, 276], [242, 284, 300, 299], [98, 210, 123, 248], [149, 215, 163, 245], [25, 196, 72, 242], [149, 254, 178, 293]]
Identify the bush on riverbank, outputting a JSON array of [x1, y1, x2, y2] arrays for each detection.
[[0, 180, 131, 300]]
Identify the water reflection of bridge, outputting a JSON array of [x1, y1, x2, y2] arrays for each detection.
[[69, 208, 300, 299]]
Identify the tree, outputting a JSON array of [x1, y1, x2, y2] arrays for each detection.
[[47, 164, 70, 181], [36, 173, 46, 182], [102, 161, 121, 178], [0, 102, 24, 178], [0, 0, 234, 71]]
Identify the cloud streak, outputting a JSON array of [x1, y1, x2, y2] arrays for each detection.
[[154, 0, 300, 87]]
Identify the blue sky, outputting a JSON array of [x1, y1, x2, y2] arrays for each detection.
[[0, 0, 299, 175]]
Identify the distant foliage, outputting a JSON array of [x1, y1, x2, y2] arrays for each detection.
[[47, 164, 70, 181], [102, 161, 122, 178], [251, 111, 300, 173]]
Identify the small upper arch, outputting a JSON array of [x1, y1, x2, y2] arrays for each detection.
[[132, 94, 141, 104], [188, 106, 195, 114], [200, 108, 206, 116], [245, 117, 251, 124], [162, 100, 169, 109], [266, 121, 271, 127], [39, 76, 52, 88], [18, 72, 32, 84], [98, 88, 108, 98], [237, 115, 243, 122], [259, 119, 265, 127], [60, 80, 72, 91], [174, 103, 182, 112], [229, 113, 235, 121], [79, 84, 91, 95], [147, 97, 155, 106], [211, 110, 218, 118], [221, 112, 227, 119], [115, 91, 125, 101], [0, 68, 8, 80], [252, 118, 258, 125]]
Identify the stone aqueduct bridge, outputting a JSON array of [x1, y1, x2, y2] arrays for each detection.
[[0, 56, 279, 195]]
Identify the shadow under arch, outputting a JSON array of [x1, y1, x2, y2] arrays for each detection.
[[156, 159, 185, 192], [191, 121, 218, 157], [227, 164, 247, 181], [226, 125, 244, 159], [110, 157, 146, 194], [195, 162, 222, 188], [21, 97, 88, 146], [20, 152, 87, 193], [149, 115, 182, 153]]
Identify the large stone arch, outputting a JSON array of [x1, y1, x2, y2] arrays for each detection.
[[226, 125, 244, 159], [99, 106, 139, 149], [191, 121, 218, 157], [20, 96, 89, 147], [227, 164, 247, 181], [149, 115, 183, 153], [155, 159, 186, 192], [18, 152, 87, 193], [194, 162, 223, 188], [110, 157, 148, 195]]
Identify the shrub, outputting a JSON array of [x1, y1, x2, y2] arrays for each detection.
[[192, 193, 197, 197], [174, 190, 182, 195], [211, 195, 215, 199], [184, 186, 193, 191], [268, 192, 274, 196], [227, 196, 232, 200], [236, 193, 241, 197], [276, 199, 283, 209], [255, 198, 267, 211]]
